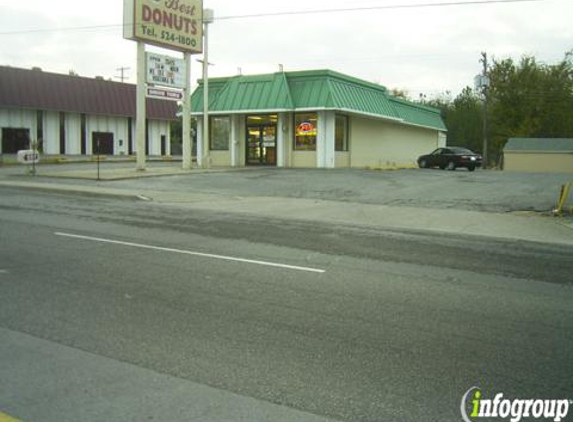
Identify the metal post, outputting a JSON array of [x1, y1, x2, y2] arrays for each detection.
[[480, 52, 489, 168], [182, 52, 193, 170], [96, 139, 101, 181], [31, 141, 36, 177], [201, 9, 215, 169], [136, 42, 147, 171]]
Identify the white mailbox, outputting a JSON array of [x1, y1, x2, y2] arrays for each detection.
[[17, 150, 40, 164]]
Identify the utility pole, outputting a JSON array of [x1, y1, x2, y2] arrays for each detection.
[[115, 67, 130, 83], [479, 52, 489, 167], [200, 9, 215, 169], [135, 44, 146, 171], [182, 53, 193, 170]]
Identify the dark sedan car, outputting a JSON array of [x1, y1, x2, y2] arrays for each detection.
[[417, 147, 483, 171]]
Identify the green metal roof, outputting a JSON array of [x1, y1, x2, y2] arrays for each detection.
[[391, 98, 447, 131], [190, 79, 228, 112], [191, 73, 294, 112], [191, 69, 446, 131], [288, 74, 332, 109], [329, 77, 400, 120], [505, 138, 573, 152]]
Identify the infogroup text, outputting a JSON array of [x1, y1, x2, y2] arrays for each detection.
[[461, 387, 571, 422]]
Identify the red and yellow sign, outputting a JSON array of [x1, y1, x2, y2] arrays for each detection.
[[124, 0, 203, 54], [296, 122, 317, 136]]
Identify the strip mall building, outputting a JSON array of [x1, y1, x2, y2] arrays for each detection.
[[191, 70, 447, 168], [0, 66, 177, 157]]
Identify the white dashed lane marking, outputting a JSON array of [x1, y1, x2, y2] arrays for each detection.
[[54, 232, 326, 274]]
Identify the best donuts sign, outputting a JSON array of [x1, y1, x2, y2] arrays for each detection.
[[124, 0, 203, 53]]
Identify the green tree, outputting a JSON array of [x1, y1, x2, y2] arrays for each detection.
[[389, 88, 410, 100], [169, 105, 198, 156], [446, 87, 483, 153], [424, 88, 483, 154], [487, 51, 573, 163]]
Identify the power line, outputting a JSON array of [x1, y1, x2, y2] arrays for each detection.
[[215, 0, 555, 20], [0, 23, 124, 36], [0, 0, 558, 35], [114, 67, 131, 83]]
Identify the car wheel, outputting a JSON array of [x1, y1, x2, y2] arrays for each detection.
[[446, 161, 456, 171], [419, 159, 427, 169], [468, 166, 476, 172]]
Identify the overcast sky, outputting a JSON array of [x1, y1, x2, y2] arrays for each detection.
[[0, 0, 571, 99]]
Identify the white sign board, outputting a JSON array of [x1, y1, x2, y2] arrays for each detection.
[[146, 53, 186, 89], [147, 87, 184, 101], [17, 150, 40, 164], [123, 0, 203, 54]]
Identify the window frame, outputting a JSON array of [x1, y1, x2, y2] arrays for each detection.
[[293, 112, 318, 151], [209, 115, 231, 151], [335, 114, 349, 152]]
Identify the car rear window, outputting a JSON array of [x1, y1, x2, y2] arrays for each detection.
[[450, 148, 474, 154]]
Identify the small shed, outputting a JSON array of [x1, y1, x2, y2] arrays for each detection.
[[503, 138, 573, 173]]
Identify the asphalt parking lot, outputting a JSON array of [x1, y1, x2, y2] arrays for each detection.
[[107, 167, 571, 213], [1, 163, 572, 213]]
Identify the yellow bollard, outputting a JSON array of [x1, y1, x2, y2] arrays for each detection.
[[0, 411, 26, 422], [555, 182, 572, 215]]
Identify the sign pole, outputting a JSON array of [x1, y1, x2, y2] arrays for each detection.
[[201, 11, 214, 169], [96, 139, 101, 181], [31, 141, 36, 177], [124, 0, 204, 170], [182, 52, 192, 170], [136, 41, 147, 171]]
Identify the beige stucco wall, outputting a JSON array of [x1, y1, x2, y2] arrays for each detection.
[[335, 152, 350, 168], [210, 150, 232, 167], [504, 152, 573, 173], [349, 116, 440, 169], [236, 115, 247, 167], [291, 151, 317, 168]]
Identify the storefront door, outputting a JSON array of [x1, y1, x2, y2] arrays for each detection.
[[92, 132, 114, 155], [247, 124, 277, 166]]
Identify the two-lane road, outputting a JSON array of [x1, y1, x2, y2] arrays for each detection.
[[1, 188, 572, 422]]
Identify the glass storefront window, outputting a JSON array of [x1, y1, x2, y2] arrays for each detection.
[[335, 114, 349, 152], [294, 113, 317, 151], [210, 116, 231, 151]]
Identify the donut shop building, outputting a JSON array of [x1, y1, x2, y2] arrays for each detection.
[[191, 69, 447, 168]]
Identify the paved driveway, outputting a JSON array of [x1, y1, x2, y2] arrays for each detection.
[[108, 168, 571, 213], [1, 163, 571, 213]]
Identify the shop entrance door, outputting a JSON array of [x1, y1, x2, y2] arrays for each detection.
[[92, 132, 114, 155], [247, 124, 277, 166]]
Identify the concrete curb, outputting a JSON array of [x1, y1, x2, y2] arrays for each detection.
[[2, 179, 572, 246], [38, 167, 257, 181], [0, 181, 141, 201], [0, 155, 180, 166], [150, 195, 573, 246]]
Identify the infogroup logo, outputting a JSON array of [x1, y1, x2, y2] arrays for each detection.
[[461, 387, 571, 422]]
